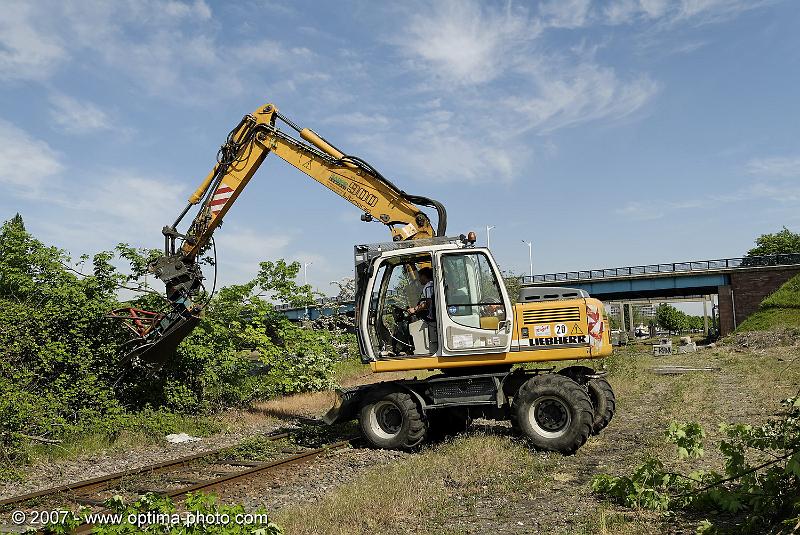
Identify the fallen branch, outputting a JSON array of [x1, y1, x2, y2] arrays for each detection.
[[13, 433, 62, 445]]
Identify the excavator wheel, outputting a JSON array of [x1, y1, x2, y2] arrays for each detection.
[[359, 387, 427, 450], [511, 374, 593, 455], [557, 366, 616, 435], [586, 377, 616, 435]]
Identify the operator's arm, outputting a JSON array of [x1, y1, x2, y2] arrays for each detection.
[[408, 301, 428, 315], [409, 283, 433, 315]]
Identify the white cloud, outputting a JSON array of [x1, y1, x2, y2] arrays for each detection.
[[162, 0, 212, 20], [539, 0, 592, 29], [48, 93, 113, 134], [397, 1, 535, 86], [71, 172, 185, 224], [504, 62, 659, 134], [0, 119, 63, 192], [213, 224, 293, 285], [618, 176, 800, 221], [0, 2, 66, 81], [0, 1, 317, 103], [601, 0, 768, 26], [746, 156, 800, 178], [368, 1, 661, 184], [321, 112, 391, 128]]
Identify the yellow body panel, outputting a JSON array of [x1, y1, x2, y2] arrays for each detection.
[[370, 297, 612, 372]]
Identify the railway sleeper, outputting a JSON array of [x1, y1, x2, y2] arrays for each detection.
[[325, 365, 614, 454]]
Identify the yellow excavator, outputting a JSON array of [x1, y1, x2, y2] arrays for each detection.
[[120, 103, 615, 454]]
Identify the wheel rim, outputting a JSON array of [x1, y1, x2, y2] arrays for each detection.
[[369, 400, 403, 439], [529, 395, 571, 438]]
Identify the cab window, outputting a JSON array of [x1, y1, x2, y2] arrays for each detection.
[[367, 254, 433, 357], [441, 252, 506, 330]]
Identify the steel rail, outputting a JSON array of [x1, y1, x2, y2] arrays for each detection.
[[71, 437, 356, 534], [0, 432, 290, 508]]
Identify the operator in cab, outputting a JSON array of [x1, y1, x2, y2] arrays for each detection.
[[408, 267, 438, 352]]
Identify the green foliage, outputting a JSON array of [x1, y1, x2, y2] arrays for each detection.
[[45, 492, 282, 534], [746, 226, 800, 257], [760, 273, 800, 310], [655, 304, 686, 333], [501, 271, 522, 305], [736, 309, 800, 332], [667, 421, 705, 459], [737, 273, 800, 332], [592, 398, 800, 533], [0, 215, 352, 467], [0, 216, 130, 463], [654, 304, 705, 334]]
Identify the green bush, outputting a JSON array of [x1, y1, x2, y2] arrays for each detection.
[[0, 215, 352, 466], [592, 400, 800, 533]]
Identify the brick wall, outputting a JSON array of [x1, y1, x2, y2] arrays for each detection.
[[727, 266, 800, 331]]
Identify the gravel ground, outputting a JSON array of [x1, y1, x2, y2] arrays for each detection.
[[0, 421, 282, 501], [214, 445, 409, 511]]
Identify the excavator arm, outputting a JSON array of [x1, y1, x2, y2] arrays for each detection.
[[119, 103, 446, 365]]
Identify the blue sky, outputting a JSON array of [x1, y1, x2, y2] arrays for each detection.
[[1, 0, 799, 296]]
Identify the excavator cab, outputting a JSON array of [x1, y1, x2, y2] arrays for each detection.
[[356, 237, 513, 365]]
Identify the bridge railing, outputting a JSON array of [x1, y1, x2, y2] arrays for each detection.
[[520, 253, 800, 285]]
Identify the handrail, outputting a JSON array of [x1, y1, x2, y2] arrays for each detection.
[[520, 253, 800, 285]]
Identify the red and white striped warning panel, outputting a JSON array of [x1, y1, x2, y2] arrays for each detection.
[[210, 185, 233, 214]]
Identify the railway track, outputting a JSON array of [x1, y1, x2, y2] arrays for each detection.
[[0, 431, 357, 531]]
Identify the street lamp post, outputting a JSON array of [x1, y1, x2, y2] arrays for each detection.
[[521, 240, 533, 281], [486, 225, 495, 249], [303, 262, 312, 320]]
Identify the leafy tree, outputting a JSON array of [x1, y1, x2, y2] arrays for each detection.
[[0, 217, 129, 461], [656, 303, 686, 334], [502, 270, 522, 305], [746, 226, 800, 256]]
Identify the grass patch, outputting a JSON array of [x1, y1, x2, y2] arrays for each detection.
[[736, 308, 800, 332], [217, 435, 292, 461], [761, 273, 800, 309], [737, 273, 800, 332], [274, 434, 555, 535], [22, 410, 223, 468], [576, 506, 662, 535], [332, 357, 370, 385]]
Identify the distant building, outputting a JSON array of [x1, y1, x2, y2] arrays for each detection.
[[605, 303, 656, 319]]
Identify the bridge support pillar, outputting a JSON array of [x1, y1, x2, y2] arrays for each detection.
[[628, 303, 635, 334], [718, 285, 735, 336]]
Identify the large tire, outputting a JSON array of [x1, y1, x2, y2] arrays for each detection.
[[511, 374, 593, 454], [587, 377, 616, 435], [359, 388, 427, 450], [427, 407, 471, 440]]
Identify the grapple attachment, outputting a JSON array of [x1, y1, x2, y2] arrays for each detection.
[[110, 306, 201, 366]]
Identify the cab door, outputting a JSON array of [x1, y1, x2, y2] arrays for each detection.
[[434, 249, 513, 356]]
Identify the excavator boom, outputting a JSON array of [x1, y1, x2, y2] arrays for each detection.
[[120, 103, 446, 365]]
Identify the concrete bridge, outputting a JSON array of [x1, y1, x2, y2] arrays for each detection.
[[522, 254, 800, 335], [278, 254, 800, 336]]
